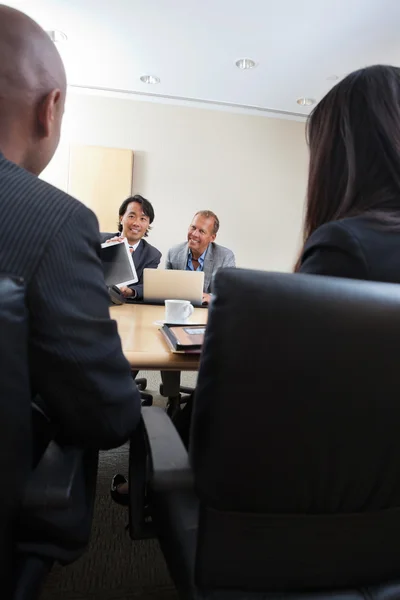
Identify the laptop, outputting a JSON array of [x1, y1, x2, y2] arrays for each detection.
[[100, 239, 138, 288], [143, 269, 204, 306]]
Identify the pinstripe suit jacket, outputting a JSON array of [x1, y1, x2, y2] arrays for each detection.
[[0, 152, 141, 450]]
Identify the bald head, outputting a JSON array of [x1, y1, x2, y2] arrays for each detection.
[[0, 5, 67, 174]]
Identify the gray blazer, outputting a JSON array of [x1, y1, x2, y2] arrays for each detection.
[[165, 241, 236, 293]]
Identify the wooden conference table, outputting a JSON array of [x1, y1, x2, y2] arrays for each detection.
[[110, 303, 208, 407]]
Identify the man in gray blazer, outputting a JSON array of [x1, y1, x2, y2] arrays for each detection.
[[166, 210, 235, 303]]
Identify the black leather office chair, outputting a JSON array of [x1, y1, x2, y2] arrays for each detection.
[[14, 437, 98, 600], [130, 268, 400, 599], [0, 275, 98, 599], [0, 274, 32, 594]]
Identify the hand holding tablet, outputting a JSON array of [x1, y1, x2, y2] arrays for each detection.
[[100, 238, 138, 288]]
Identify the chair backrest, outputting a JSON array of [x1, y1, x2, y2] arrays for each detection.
[[190, 269, 400, 593], [0, 276, 32, 584]]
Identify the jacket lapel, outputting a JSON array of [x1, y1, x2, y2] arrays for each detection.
[[179, 244, 189, 270], [132, 240, 145, 280]]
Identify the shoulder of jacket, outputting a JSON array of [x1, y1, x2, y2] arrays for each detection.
[[7, 165, 90, 235], [304, 219, 362, 252], [211, 242, 233, 255], [143, 238, 162, 257], [169, 241, 187, 253]]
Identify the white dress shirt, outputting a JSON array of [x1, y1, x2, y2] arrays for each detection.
[[128, 240, 141, 252]]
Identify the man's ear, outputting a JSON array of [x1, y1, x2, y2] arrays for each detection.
[[210, 233, 217, 243], [37, 89, 62, 138]]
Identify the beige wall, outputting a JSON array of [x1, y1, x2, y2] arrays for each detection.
[[41, 92, 308, 271]]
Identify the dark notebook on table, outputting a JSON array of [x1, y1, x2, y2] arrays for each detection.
[[161, 324, 206, 353]]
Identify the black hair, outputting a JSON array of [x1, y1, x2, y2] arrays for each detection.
[[295, 64, 400, 270]]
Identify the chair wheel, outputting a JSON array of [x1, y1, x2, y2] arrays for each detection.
[[135, 377, 147, 391], [179, 394, 192, 405], [166, 396, 181, 419], [140, 392, 153, 407]]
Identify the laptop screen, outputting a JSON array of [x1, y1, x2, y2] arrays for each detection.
[[143, 268, 204, 305]]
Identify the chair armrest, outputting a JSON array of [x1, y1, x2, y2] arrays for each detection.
[[142, 406, 193, 492], [22, 441, 82, 509]]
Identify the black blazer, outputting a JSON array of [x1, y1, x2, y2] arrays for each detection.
[[0, 153, 141, 450], [101, 233, 161, 299], [300, 215, 400, 283]]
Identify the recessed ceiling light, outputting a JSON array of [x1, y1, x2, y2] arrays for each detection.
[[297, 97, 316, 106], [46, 30, 67, 43], [235, 58, 257, 70], [140, 75, 160, 84]]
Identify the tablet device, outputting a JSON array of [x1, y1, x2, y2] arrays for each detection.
[[100, 239, 138, 288]]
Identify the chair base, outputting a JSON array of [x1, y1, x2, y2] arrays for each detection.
[[135, 377, 147, 391], [134, 376, 153, 406], [13, 554, 53, 600], [140, 391, 153, 407]]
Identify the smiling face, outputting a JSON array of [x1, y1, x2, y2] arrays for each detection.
[[187, 213, 217, 257], [120, 201, 150, 244]]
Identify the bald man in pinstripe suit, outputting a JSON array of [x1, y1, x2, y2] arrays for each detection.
[[0, 5, 141, 451]]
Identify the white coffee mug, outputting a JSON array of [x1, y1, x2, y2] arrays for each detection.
[[165, 299, 194, 324]]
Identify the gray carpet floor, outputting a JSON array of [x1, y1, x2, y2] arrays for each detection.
[[40, 370, 197, 600]]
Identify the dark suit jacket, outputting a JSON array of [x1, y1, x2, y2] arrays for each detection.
[[100, 233, 161, 299], [300, 215, 400, 282], [0, 152, 141, 450]]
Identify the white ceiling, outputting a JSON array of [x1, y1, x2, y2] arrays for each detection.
[[5, 0, 400, 119]]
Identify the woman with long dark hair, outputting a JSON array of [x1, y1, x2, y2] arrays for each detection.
[[296, 64, 400, 280]]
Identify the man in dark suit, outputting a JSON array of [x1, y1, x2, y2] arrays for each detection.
[[101, 195, 162, 299], [0, 6, 141, 450]]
